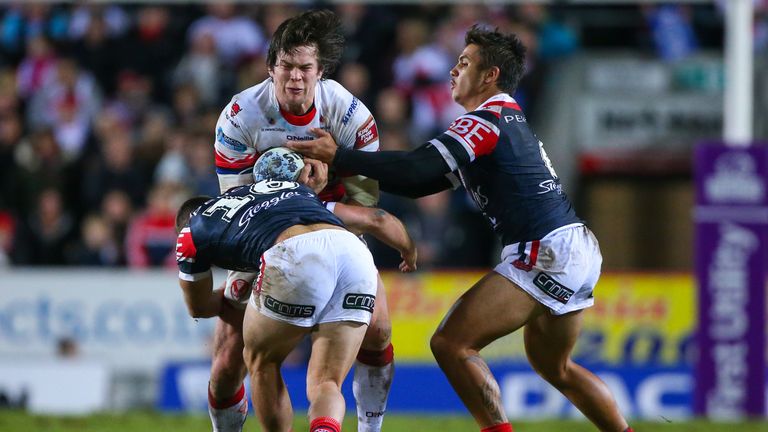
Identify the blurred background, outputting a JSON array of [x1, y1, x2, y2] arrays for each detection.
[[0, 0, 766, 425]]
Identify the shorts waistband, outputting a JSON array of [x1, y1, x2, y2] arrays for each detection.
[[275, 227, 354, 247]]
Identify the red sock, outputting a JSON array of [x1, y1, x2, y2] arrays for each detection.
[[310, 416, 341, 432], [481, 423, 513, 432], [356, 343, 394, 367], [208, 383, 245, 409]]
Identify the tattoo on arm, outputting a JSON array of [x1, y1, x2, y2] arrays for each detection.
[[465, 354, 506, 424]]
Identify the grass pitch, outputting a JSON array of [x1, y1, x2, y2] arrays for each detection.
[[1, 411, 767, 432]]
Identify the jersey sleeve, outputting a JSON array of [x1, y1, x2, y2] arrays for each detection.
[[328, 82, 380, 153], [215, 99, 259, 193], [176, 226, 212, 281], [429, 109, 500, 171], [325, 81, 381, 206]]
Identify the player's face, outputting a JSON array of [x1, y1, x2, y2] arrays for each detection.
[[449, 44, 486, 109], [270, 45, 323, 115]]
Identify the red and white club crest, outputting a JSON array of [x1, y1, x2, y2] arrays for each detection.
[[230, 279, 251, 300], [230, 102, 243, 117]]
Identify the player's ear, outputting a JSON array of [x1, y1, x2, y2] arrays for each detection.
[[484, 66, 500, 85]]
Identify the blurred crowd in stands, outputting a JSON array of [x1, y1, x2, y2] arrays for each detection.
[[0, 2, 745, 269]]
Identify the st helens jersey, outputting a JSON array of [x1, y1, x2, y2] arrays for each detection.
[[176, 181, 344, 280], [429, 93, 581, 246], [214, 78, 380, 201]]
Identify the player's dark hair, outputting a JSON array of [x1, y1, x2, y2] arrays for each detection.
[[175, 196, 211, 234], [267, 9, 344, 76], [465, 25, 527, 94]]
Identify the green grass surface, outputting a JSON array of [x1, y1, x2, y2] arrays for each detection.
[[1, 411, 767, 432]]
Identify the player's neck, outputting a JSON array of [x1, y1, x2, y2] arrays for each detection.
[[279, 100, 314, 116], [461, 88, 504, 112]]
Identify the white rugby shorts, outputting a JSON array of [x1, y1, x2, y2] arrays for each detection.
[[248, 229, 378, 327], [494, 223, 601, 315]]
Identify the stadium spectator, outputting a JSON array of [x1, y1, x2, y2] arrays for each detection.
[[119, 5, 187, 104], [288, 25, 633, 432], [69, 10, 124, 96], [187, 3, 265, 66], [99, 189, 134, 265], [80, 128, 148, 210], [392, 18, 457, 143], [69, 213, 120, 266], [173, 29, 224, 107], [15, 35, 58, 99], [12, 187, 76, 265], [0, 4, 68, 66], [67, 3, 129, 41], [13, 128, 76, 215], [26, 56, 101, 162], [125, 182, 178, 268]]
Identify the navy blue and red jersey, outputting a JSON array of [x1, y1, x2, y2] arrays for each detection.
[[430, 93, 581, 246], [176, 181, 344, 279]]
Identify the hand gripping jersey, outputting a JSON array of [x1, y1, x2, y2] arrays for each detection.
[[214, 78, 380, 202], [429, 93, 581, 246], [176, 181, 344, 280]]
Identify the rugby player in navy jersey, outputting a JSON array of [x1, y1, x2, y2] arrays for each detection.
[[175, 156, 416, 432], [208, 11, 396, 432], [288, 26, 633, 432]]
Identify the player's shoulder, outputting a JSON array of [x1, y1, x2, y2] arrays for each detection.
[[471, 93, 522, 120], [316, 79, 356, 110], [218, 79, 274, 130]]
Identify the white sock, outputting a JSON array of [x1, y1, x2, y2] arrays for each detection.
[[352, 358, 394, 432], [208, 385, 248, 432]]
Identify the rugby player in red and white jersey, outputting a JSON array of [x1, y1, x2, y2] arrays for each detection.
[[206, 10, 395, 432], [289, 25, 634, 432]]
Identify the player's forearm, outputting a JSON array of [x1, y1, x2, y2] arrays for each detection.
[[179, 274, 220, 318], [333, 144, 451, 193], [366, 209, 415, 259]]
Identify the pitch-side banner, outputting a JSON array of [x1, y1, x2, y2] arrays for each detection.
[[0, 269, 215, 370], [383, 272, 696, 366], [693, 143, 768, 418]]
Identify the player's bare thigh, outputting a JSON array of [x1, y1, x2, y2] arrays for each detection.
[[242, 305, 309, 365], [361, 274, 391, 350], [523, 309, 584, 373], [307, 321, 369, 387], [433, 271, 545, 350]]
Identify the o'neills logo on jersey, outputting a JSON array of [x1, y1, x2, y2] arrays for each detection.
[[355, 117, 378, 149], [264, 295, 315, 318], [287, 135, 313, 141], [343, 294, 375, 313]]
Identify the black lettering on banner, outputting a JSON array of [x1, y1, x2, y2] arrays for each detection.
[[533, 272, 574, 304], [343, 294, 375, 313], [264, 295, 315, 318]]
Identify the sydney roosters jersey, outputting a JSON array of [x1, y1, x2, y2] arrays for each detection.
[[176, 181, 344, 280], [429, 93, 581, 246], [214, 78, 380, 201]]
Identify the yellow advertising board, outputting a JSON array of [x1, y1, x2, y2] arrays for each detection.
[[383, 271, 696, 365]]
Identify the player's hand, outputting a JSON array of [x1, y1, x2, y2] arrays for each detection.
[[298, 158, 328, 194], [399, 247, 418, 273], [286, 128, 338, 163]]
